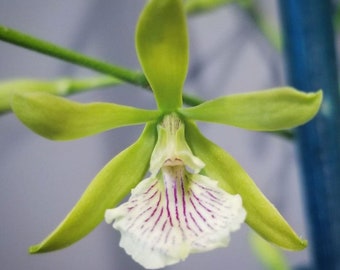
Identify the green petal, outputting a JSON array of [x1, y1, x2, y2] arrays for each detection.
[[136, 0, 188, 111], [185, 120, 307, 250], [12, 92, 160, 140], [29, 123, 157, 253], [180, 88, 322, 131]]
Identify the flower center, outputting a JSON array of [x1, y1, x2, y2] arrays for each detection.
[[149, 113, 204, 175]]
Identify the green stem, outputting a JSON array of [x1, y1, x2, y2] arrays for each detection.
[[0, 25, 148, 87], [0, 25, 203, 107], [0, 25, 206, 105]]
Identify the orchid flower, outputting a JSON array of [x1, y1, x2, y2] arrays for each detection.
[[11, 0, 322, 269], [104, 113, 246, 268]]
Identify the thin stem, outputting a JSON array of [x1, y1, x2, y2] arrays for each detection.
[[0, 25, 203, 108], [0, 25, 148, 87]]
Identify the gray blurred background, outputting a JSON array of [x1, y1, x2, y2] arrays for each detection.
[[0, 1, 309, 269]]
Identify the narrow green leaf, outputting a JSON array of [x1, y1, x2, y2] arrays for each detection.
[[0, 77, 121, 114], [29, 123, 157, 253], [136, 0, 188, 111], [180, 88, 322, 131], [185, 120, 307, 250], [12, 92, 160, 140]]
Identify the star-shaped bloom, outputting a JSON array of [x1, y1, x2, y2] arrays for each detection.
[[10, 0, 322, 269], [105, 114, 246, 268]]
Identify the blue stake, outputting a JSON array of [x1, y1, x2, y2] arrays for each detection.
[[279, 1, 340, 269]]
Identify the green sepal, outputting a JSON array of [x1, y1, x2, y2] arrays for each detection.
[[136, 0, 188, 111], [180, 88, 322, 131], [185, 120, 307, 250], [0, 77, 121, 114], [29, 123, 157, 253], [12, 92, 160, 140]]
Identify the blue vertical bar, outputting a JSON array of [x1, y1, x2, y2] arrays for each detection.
[[279, 1, 340, 269]]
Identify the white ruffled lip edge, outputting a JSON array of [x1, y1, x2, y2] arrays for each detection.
[[105, 165, 246, 269]]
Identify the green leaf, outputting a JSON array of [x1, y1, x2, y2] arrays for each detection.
[[180, 88, 322, 131], [136, 0, 188, 111], [29, 123, 157, 253], [12, 92, 160, 140], [0, 77, 121, 114], [185, 120, 307, 250]]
